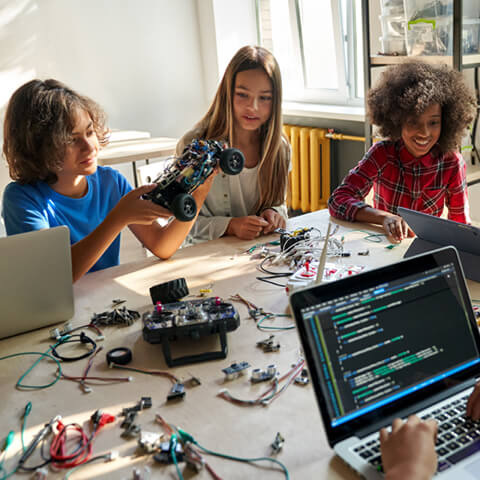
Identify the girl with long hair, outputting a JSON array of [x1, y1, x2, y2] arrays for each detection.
[[177, 45, 290, 243]]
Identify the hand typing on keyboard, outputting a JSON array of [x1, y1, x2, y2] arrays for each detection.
[[380, 415, 438, 480], [467, 383, 480, 420]]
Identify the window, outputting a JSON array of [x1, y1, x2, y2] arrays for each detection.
[[256, 0, 364, 105]]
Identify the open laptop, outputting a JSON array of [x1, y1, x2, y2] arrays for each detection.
[[398, 206, 480, 282], [290, 246, 480, 478], [0, 226, 74, 339]]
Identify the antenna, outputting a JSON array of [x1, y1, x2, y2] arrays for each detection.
[[315, 222, 332, 285]]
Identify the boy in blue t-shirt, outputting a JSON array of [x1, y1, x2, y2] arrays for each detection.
[[2, 79, 213, 282]]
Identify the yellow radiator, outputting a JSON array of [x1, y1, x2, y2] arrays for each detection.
[[283, 125, 330, 212]]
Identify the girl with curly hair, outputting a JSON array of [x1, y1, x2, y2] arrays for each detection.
[[2, 79, 213, 282], [177, 45, 290, 243], [328, 61, 476, 243]]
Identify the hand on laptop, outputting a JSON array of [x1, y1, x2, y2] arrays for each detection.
[[382, 215, 413, 244], [467, 382, 480, 420], [380, 415, 438, 480]]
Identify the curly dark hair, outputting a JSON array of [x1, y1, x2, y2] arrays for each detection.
[[3, 79, 109, 184], [367, 61, 477, 152]]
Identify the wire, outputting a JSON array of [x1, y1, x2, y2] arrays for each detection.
[[218, 359, 304, 407], [109, 364, 179, 383], [176, 429, 290, 480], [257, 314, 295, 331], [0, 351, 63, 390], [60, 347, 131, 391], [349, 229, 386, 243], [194, 442, 289, 480], [63, 453, 112, 479], [170, 434, 184, 480]]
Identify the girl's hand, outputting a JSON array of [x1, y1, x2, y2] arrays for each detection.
[[114, 184, 172, 226], [382, 215, 410, 243], [260, 208, 286, 234], [226, 216, 269, 240], [380, 416, 437, 480]]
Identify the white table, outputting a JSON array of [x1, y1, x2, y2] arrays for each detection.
[[98, 137, 178, 187]]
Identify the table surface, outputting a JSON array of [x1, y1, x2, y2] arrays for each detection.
[[98, 137, 178, 166], [2, 209, 479, 480]]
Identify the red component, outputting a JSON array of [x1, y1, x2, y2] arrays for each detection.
[[155, 302, 163, 313], [215, 296, 221, 306], [305, 260, 310, 272], [98, 413, 116, 427]]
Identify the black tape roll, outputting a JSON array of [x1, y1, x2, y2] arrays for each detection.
[[106, 347, 132, 366]]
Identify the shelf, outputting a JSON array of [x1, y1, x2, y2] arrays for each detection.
[[370, 54, 480, 68]]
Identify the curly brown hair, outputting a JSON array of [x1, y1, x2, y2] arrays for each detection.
[[367, 61, 477, 152], [3, 79, 109, 184]]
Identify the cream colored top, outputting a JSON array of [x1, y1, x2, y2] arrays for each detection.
[[178, 131, 289, 245]]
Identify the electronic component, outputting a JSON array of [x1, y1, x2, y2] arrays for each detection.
[[294, 368, 310, 385], [256, 335, 280, 352], [91, 305, 140, 326], [250, 365, 277, 383], [143, 297, 240, 367], [286, 261, 365, 294], [143, 139, 244, 221], [153, 441, 185, 464], [186, 375, 202, 387], [120, 397, 152, 438], [222, 361, 250, 380], [138, 431, 163, 453], [167, 383, 186, 401], [280, 228, 313, 252], [49, 321, 73, 340], [271, 432, 285, 453]]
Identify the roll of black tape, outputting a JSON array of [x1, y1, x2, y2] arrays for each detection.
[[106, 347, 132, 366]]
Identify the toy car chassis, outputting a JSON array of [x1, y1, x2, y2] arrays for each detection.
[[143, 139, 245, 221], [142, 297, 240, 367]]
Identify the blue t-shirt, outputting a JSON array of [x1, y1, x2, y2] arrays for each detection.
[[1, 166, 132, 272]]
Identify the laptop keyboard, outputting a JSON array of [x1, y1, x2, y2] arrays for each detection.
[[350, 392, 480, 475]]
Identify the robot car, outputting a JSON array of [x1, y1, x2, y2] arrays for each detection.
[[143, 139, 245, 221]]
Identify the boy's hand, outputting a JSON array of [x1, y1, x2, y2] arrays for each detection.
[[115, 184, 172, 226], [260, 208, 286, 234], [382, 215, 410, 243], [380, 416, 437, 480], [226, 216, 269, 240]]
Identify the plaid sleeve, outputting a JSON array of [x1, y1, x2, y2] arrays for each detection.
[[445, 153, 470, 224], [328, 144, 384, 221]]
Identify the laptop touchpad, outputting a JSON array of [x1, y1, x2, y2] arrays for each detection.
[[464, 457, 480, 478]]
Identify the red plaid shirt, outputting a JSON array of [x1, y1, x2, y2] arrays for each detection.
[[328, 140, 470, 224]]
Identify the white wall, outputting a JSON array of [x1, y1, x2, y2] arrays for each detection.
[[0, 0, 208, 203]]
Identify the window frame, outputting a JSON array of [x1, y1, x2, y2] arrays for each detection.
[[256, 0, 364, 106]]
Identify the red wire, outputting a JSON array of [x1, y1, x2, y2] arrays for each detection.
[[50, 423, 93, 468]]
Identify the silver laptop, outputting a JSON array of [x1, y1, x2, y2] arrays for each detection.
[[0, 226, 74, 339], [398, 206, 480, 282], [290, 246, 480, 478]]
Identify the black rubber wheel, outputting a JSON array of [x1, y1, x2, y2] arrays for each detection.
[[150, 278, 189, 304], [219, 148, 244, 175], [171, 193, 197, 222]]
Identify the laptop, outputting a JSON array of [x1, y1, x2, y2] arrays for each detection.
[[290, 246, 480, 478], [0, 226, 74, 339], [398, 206, 480, 282]]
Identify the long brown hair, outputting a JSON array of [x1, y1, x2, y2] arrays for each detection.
[[190, 45, 289, 211], [3, 79, 108, 184]]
